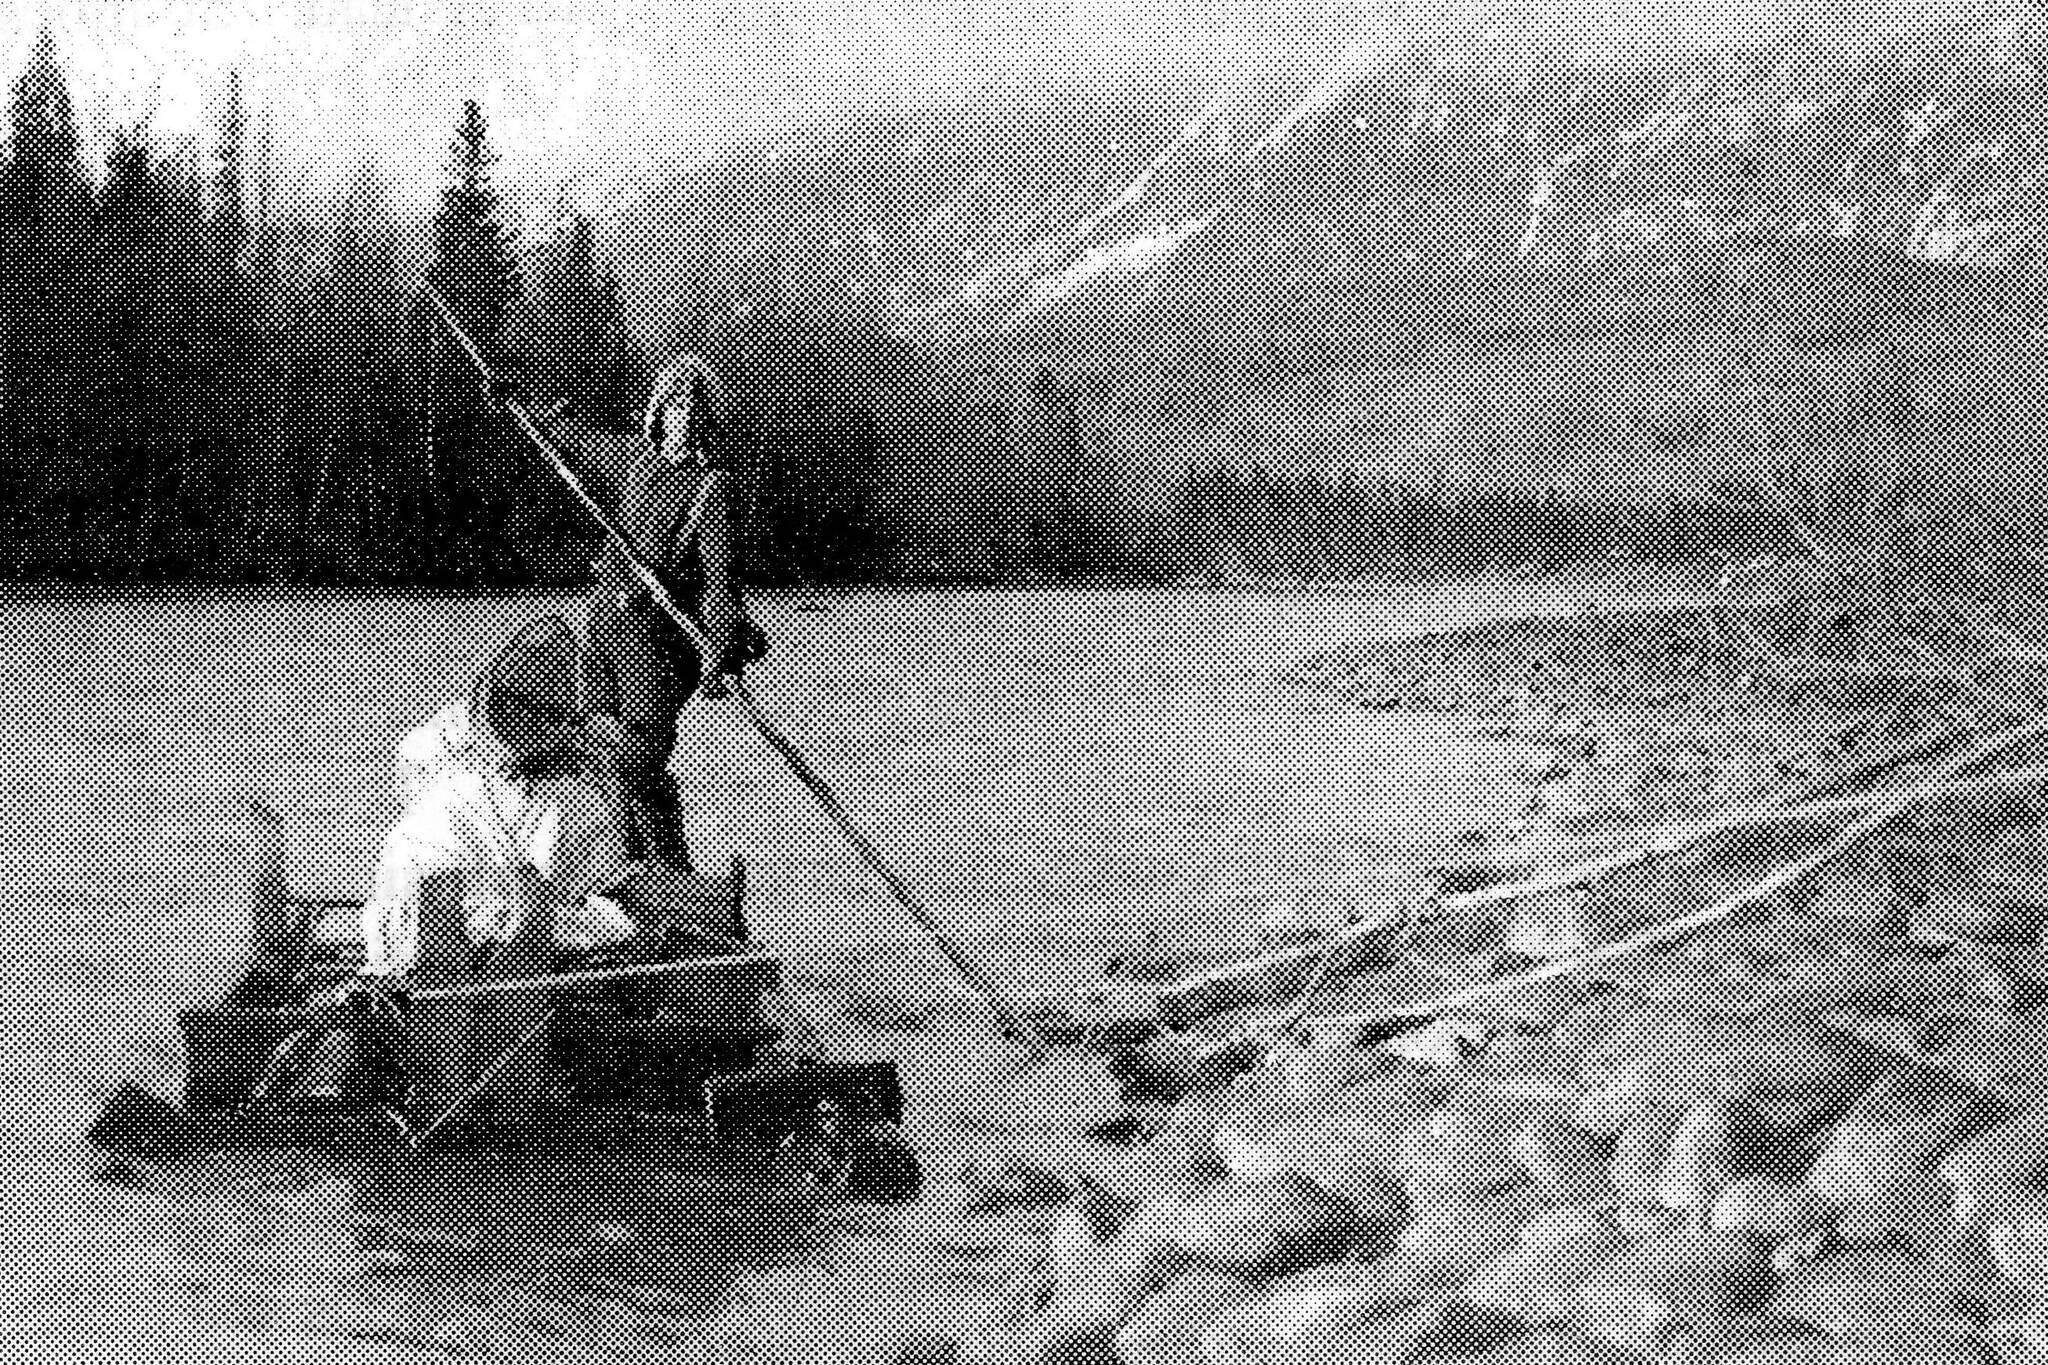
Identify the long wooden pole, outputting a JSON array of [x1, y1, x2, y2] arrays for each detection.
[[1163, 689, 1994, 1030], [421, 289, 1042, 1051], [1291, 715, 2048, 1044], [410, 951, 778, 1001], [1160, 746, 2048, 1031]]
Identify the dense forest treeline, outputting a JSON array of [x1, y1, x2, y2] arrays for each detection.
[[0, 33, 646, 586], [0, 33, 886, 588], [3, 17, 2027, 587]]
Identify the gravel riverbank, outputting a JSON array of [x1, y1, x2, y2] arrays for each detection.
[[883, 602, 2048, 1365]]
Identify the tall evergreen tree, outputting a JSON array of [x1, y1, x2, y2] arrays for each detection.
[[201, 71, 261, 573], [92, 126, 171, 549], [511, 197, 595, 411], [0, 28, 96, 538], [154, 141, 223, 551], [499, 201, 649, 571], [247, 197, 328, 577], [427, 100, 519, 341], [318, 163, 413, 577], [510, 201, 645, 425], [210, 70, 249, 265], [420, 99, 522, 584]]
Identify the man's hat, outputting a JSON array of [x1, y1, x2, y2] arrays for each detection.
[[470, 615, 581, 755]]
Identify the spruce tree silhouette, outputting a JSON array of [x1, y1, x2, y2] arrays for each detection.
[[423, 100, 521, 587]]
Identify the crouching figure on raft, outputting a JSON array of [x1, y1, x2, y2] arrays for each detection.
[[338, 613, 736, 1134]]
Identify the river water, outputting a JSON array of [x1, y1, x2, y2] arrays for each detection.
[[0, 575, 1683, 1364]]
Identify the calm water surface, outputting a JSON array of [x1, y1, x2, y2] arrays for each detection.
[[0, 576, 1679, 1363]]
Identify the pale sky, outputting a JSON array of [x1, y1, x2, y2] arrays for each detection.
[[2, 0, 2024, 224], [0, 0, 1378, 220]]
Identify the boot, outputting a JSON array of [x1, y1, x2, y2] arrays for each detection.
[[632, 776, 693, 874]]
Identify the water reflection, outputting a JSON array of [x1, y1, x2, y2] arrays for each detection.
[[117, 1140, 827, 1363]]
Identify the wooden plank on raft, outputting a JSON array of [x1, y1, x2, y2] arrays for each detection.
[[409, 952, 782, 1001]]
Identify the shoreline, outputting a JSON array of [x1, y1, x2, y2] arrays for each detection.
[[0, 560, 1720, 613]]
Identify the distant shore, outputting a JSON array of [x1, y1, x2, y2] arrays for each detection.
[[0, 558, 1719, 611]]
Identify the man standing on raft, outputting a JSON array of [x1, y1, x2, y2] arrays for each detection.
[[582, 356, 767, 874]]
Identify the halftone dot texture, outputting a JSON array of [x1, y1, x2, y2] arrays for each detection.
[[11, 2, 2048, 1363]]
